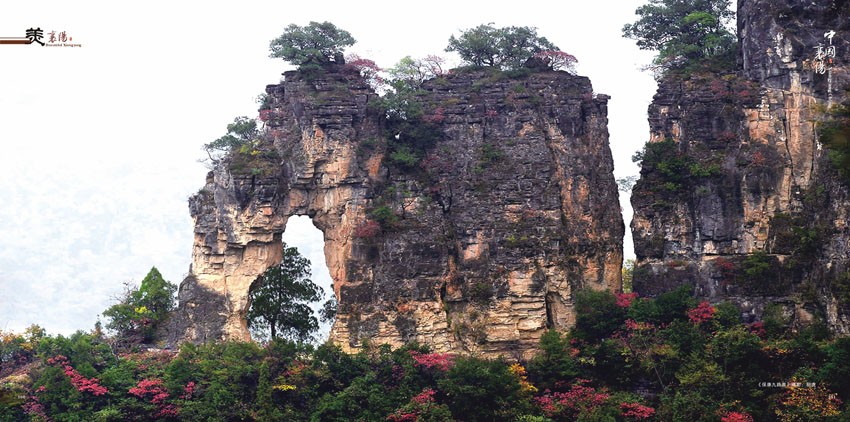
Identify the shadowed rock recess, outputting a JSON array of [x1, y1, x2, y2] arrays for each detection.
[[632, 0, 850, 331], [165, 64, 624, 358]]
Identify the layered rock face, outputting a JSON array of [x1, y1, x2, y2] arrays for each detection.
[[166, 64, 624, 358], [632, 0, 850, 331]]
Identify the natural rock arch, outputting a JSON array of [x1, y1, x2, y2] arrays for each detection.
[[166, 64, 624, 359]]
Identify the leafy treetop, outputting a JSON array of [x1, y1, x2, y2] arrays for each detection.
[[269, 21, 355, 70], [622, 0, 736, 73], [446, 23, 558, 70], [202, 116, 259, 163], [101, 267, 176, 345]]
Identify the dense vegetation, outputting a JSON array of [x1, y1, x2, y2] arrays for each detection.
[[623, 0, 737, 77], [3, 284, 850, 421]]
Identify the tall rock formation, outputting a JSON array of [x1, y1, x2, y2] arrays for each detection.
[[632, 0, 850, 331], [166, 63, 624, 358]]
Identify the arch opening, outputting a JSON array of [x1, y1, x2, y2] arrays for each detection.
[[279, 215, 334, 342]]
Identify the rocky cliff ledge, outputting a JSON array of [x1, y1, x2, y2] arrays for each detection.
[[632, 0, 850, 331], [166, 64, 624, 358]]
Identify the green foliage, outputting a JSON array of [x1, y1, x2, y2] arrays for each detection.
[[572, 290, 626, 342], [269, 21, 355, 70], [628, 284, 696, 325], [370, 205, 399, 229], [818, 91, 850, 182], [9, 283, 850, 421], [202, 116, 258, 163], [633, 138, 719, 192], [101, 267, 176, 345], [246, 244, 323, 342], [437, 357, 529, 422], [622, 0, 737, 74], [446, 24, 558, 70]]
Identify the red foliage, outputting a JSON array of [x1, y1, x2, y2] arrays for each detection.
[[616, 292, 638, 308], [534, 379, 610, 418], [48, 355, 108, 396], [751, 151, 765, 167], [715, 258, 736, 284], [22, 391, 49, 422], [688, 302, 716, 324], [354, 220, 381, 238], [412, 388, 436, 404], [620, 402, 656, 419], [534, 50, 578, 73], [179, 381, 195, 400], [259, 109, 272, 122], [345, 54, 383, 88], [747, 321, 767, 337], [423, 107, 446, 124], [485, 110, 498, 118], [422, 55, 447, 77], [156, 404, 180, 418], [408, 350, 455, 371], [720, 411, 754, 422], [129, 379, 169, 403], [386, 413, 418, 422]]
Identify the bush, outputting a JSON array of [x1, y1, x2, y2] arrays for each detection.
[[572, 290, 626, 342], [101, 267, 176, 345]]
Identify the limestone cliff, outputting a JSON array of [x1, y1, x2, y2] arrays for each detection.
[[166, 63, 624, 358], [632, 0, 850, 331]]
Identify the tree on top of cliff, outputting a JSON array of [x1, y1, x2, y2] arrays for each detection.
[[269, 21, 355, 71], [622, 0, 736, 74], [446, 23, 559, 70], [246, 243, 323, 342]]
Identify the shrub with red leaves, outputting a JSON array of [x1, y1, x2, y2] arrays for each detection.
[[720, 410, 754, 422], [48, 355, 108, 396], [354, 220, 381, 238], [688, 301, 716, 324], [534, 379, 610, 418], [408, 350, 455, 371], [620, 402, 655, 419], [345, 54, 383, 89], [616, 292, 638, 308]]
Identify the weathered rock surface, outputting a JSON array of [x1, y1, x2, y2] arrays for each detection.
[[166, 64, 624, 359], [632, 0, 850, 331]]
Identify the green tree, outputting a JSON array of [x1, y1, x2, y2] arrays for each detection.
[[246, 243, 323, 341], [446, 23, 558, 70], [622, 0, 736, 73], [102, 267, 176, 344], [202, 116, 259, 164], [269, 21, 355, 70]]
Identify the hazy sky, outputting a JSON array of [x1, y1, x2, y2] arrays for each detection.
[[0, 0, 657, 337]]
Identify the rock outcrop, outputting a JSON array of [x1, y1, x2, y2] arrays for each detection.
[[166, 64, 624, 358], [632, 0, 850, 331]]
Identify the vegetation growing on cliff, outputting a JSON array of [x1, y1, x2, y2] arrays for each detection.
[[817, 91, 850, 182], [623, 0, 737, 76], [5, 286, 850, 421]]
